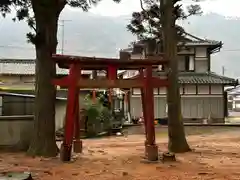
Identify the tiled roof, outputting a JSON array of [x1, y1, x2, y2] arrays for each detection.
[[121, 32, 222, 53], [0, 59, 92, 75], [154, 71, 237, 85], [179, 72, 236, 85], [129, 71, 237, 85], [182, 32, 222, 46]]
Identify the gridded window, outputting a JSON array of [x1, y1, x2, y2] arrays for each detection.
[[185, 56, 194, 71]]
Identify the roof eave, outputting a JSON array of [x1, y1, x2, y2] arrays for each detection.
[[209, 41, 223, 54]]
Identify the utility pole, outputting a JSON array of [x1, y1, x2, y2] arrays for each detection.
[[59, 20, 71, 54], [222, 66, 226, 76]]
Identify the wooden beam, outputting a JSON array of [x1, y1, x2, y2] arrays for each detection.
[[58, 64, 165, 70], [52, 77, 69, 87], [52, 54, 168, 70], [53, 54, 165, 62], [53, 74, 168, 88], [78, 79, 142, 88], [152, 78, 169, 87], [76, 79, 168, 88]]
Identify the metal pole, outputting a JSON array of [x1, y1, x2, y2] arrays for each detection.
[[61, 21, 64, 54], [59, 20, 71, 55], [222, 66, 225, 76]]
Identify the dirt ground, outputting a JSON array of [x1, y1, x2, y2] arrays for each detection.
[[1, 128, 240, 180]]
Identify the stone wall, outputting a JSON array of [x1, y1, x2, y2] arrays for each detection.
[[0, 115, 34, 151]]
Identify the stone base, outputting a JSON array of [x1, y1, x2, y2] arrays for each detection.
[[60, 143, 72, 162], [161, 152, 176, 162], [145, 144, 158, 161], [73, 139, 83, 153], [144, 140, 149, 156], [0, 172, 32, 180]]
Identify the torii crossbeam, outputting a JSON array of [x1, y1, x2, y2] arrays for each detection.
[[52, 54, 169, 162]]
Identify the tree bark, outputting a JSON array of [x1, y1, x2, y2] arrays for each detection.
[[27, 0, 65, 157], [162, 0, 191, 153]]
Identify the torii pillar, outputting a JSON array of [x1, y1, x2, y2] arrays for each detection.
[[142, 66, 158, 161]]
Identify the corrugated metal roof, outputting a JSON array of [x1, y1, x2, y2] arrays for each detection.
[[0, 59, 93, 75], [0, 59, 68, 75], [0, 91, 67, 101]]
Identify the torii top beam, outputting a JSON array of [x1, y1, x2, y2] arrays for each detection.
[[52, 54, 167, 70]]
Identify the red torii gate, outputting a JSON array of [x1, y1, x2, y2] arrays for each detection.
[[52, 54, 168, 162]]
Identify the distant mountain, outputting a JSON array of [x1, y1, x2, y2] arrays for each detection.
[[0, 10, 136, 59], [0, 10, 240, 78]]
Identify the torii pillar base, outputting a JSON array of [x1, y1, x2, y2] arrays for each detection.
[[73, 139, 83, 153], [60, 143, 72, 162], [144, 140, 148, 157], [145, 144, 158, 161]]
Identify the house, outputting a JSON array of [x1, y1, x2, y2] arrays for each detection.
[[0, 92, 66, 129], [226, 85, 240, 111], [0, 58, 92, 89], [0, 58, 111, 98], [120, 33, 238, 123], [0, 92, 68, 151], [0, 58, 124, 112]]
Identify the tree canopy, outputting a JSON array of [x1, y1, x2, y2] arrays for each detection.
[[126, 0, 203, 153], [0, 0, 27, 17], [0, 0, 122, 158], [127, 0, 202, 41], [1, 0, 121, 44]]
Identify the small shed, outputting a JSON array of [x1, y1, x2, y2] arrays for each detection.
[[0, 92, 67, 129], [0, 92, 67, 151]]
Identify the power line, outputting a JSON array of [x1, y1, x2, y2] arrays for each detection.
[[0, 44, 119, 53], [0, 45, 33, 50], [0, 45, 118, 58], [221, 49, 240, 52], [1, 45, 240, 54]]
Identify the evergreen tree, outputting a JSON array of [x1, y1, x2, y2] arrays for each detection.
[[1, 0, 120, 157], [127, 0, 201, 41], [127, 0, 202, 153]]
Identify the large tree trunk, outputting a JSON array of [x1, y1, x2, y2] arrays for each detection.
[[27, 0, 65, 157], [162, 0, 190, 153]]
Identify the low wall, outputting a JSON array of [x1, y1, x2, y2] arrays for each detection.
[[0, 115, 34, 151], [183, 118, 225, 124], [154, 118, 225, 125]]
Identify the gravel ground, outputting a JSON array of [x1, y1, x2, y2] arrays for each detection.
[[0, 127, 240, 180]]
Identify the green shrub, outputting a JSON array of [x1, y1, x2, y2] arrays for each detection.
[[83, 93, 113, 137], [99, 107, 112, 132], [85, 104, 101, 137], [58, 93, 115, 138]]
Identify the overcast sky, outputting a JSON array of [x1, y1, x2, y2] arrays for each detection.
[[88, 0, 240, 17]]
